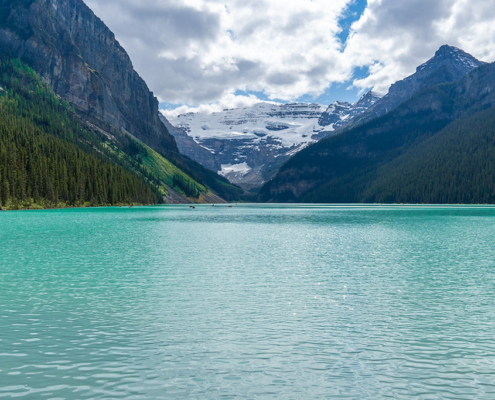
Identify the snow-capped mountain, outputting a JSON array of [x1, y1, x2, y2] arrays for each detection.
[[315, 91, 381, 138], [164, 93, 380, 189]]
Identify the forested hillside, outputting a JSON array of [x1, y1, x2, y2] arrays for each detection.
[[0, 59, 163, 209], [0, 59, 225, 209], [259, 62, 495, 204], [0, 0, 243, 203], [361, 107, 495, 204]]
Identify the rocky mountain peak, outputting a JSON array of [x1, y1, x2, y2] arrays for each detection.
[[435, 44, 472, 58], [317, 90, 381, 129], [355, 90, 382, 108], [354, 45, 485, 123], [415, 45, 485, 76]]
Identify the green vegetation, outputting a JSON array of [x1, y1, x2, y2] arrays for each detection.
[[0, 58, 244, 209], [170, 154, 244, 202], [0, 58, 232, 209], [172, 174, 200, 198], [0, 58, 163, 209], [259, 62, 495, 204], [362, 107, 495, 204], [139, 142, 205, 195]]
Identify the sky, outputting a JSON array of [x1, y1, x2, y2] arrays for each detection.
[[85, 0, 495, 119]]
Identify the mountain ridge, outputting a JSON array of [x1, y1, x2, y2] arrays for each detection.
[[166, 92, 381, 189], [341, 45, 486, 131], [315, 91, 381, 138], [259, 57, 495, 203]]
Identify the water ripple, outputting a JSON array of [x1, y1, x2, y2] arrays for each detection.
[[1, 205, 495, 398]]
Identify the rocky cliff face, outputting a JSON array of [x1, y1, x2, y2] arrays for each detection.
[[0, 0, 178, 157], [159, 114, 219, 172], [315, 91, 381, 138]]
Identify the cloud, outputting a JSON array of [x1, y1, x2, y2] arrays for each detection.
[[85, 0, 352, 105], [84, 0, 495, 110], [345, 0, 495, 93], [160, 92, 279, 120]]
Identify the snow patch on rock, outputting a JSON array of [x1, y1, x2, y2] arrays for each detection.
[[219, 162, 252, 177]]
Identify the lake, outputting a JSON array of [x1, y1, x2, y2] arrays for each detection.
[[1, 205, 495, 399]]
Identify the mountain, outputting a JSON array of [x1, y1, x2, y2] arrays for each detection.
[[167, 103, 325, 189], [361, 107, 495, 204], [0, 59, 161, 209], [166, 93, 380, 190], [315, 91, 381, 138], [0, 0, 242, 202], [259, 58, 495, 204], [345, 45, 485, 129], [159, 114, 219, 172], [0, 0, 177, 157]]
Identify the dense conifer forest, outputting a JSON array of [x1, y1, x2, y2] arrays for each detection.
[[361, 107, 495, 204], [0, 59, 163, 209]]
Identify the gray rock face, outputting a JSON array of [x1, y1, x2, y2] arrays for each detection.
[[159, 114, 219, 172], [318, 101, 352, 127], [315, 91, 381, 138], [166, 94, 381, 190], [0, 0, 178, 157], [355, 45, 486, 125]]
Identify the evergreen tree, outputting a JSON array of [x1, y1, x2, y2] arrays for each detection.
[[0, 58, 162, 209]]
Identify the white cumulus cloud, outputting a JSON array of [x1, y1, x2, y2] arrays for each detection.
[[85, 0, 495, 114], [85, 0, 352, 105], [160, 92, 279, 120], [345, 0, 495, 93]]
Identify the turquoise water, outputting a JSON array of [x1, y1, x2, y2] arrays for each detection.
[[1, 205, 495, 399]]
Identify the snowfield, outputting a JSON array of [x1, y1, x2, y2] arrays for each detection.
[[170, 102, 327, 148], [163, 93, 381, 189]]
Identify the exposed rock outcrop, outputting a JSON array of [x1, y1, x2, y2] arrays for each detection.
[[347, 45, 486, 128], [0, 0, 178, 157], [315, 91, 381, 139], [159, 114, 219, 172]]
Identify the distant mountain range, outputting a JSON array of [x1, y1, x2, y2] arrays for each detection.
[[316, 91, 382, 137], [164, 45, 487, 194], [259, 46, 495, 204], [166, 92, 381, 189]]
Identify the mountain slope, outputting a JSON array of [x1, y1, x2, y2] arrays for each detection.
[[0, 0, 243, 202], [0, 58, 162, 209], [0, 0, 177, 157], [159, 114, 219, 172], [361, 107, 495, 204], [259, 61, 495, 203], [345, 45, 485, 130]]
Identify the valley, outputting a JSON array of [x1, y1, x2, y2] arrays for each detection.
[[165, 92, 381, 190]]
